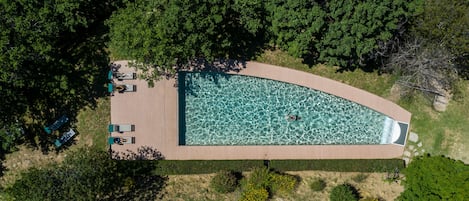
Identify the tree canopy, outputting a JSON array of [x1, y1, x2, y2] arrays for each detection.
[[108, 0, 419, 78], [399, 155, 469, 200], [0, 0, 120, 153], [410, 0, 469, 76], [107, 0, 265, 81], [5, 147, 166, 200]]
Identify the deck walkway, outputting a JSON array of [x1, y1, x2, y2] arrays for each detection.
[[110, 61, 411, 160]]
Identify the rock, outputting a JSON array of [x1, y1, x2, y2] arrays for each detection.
[[414, 152, 419, 156], [408, 145, 415, 151], [409, 132, 419, 143], [433, 95, 449, 112], [404, 151, 411, 157], [418, 142, 422, 147], [421, 149, 425, 153]]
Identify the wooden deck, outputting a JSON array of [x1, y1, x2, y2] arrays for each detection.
[[109, 61, 411, 160]]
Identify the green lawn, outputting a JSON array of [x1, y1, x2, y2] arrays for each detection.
[[75, 97, 110, 151]]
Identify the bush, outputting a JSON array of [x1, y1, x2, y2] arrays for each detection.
[[240, 183, 269, 201], [352, 174, 368, 183], [309, 178, 327, 191], [246, 167, 271, 189], [330, 184, 360, 201], [210, 170, 239, 193], [269, 173, 298, 196]]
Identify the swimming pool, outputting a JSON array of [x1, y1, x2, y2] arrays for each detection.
[[179, 72, 397, 145]]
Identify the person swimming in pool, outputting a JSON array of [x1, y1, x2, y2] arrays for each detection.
[[287, 114, 301, 121]]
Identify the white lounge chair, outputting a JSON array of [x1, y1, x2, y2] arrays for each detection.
[[115, 84, 136, 92], [115, 72, 137, 80], [108, 124, 135, 133]]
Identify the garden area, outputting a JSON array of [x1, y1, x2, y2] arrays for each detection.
[[1, 0, 468, 200]]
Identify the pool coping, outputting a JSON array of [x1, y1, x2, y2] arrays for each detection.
[[109, 60, 411, 160]]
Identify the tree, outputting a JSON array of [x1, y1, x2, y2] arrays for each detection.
[[399, 155, 469, 201], [107, 0, 265, 82], [411, 0, 469, 57], [315, 0, 418, 68], [6, 147, 167, 200], [266, 0, 325, 58], [0, 0, 120, 151], [385, 38, 458, 97], [410, 0, 469, 77]]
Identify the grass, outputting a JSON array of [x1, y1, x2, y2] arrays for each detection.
[[398, 85, 469, 160], [74, 97, 110, 151], [255, 50, 397, 97], [0, 97, 110, 189]]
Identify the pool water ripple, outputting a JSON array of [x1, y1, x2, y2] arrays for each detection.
[[180, 72, 391, 145]]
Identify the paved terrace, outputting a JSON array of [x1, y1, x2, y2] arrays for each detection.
[[110, 60, 411, 160]]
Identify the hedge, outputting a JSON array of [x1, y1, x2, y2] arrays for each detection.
[[155, 159, 404, 175]]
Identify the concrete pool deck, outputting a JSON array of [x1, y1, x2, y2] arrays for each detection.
[[110, 60, 411, 160]]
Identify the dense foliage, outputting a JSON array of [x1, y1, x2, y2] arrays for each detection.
[[399, 155, 469, 200], [0, 0, 120, 153], [107, 0, 265, 82], [411, 0, 469, 58], [329, 184, 360, 201], [108, 0, 419, 79], [5, 148, 166, 200]]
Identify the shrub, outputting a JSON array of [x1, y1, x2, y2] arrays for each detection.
[[269, 173, 298, 196], [246, 167, 271, 189], [309, 178, 327, 191], [210, 170, 239, 193], [240, 183, 269, 201], [352, 173, 368, 183], [330, 184, 360, 201]]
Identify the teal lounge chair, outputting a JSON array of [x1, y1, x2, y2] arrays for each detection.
[[54, 128, 76, 147], [44, 115, 69, 134], [108, 83, 113, 93], [108, 136, 135, 145]]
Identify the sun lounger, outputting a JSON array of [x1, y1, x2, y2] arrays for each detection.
[[108, 136, 135, 145], [120, 84, 136, 92], [108, 83, 137, 93], [108, 83, 114, 93], [108, 124, 135, 133], [114, 72, 137, 80], [108, 70, 137, 81], [54, 128, 76, 147], [108, 70, 113, 80], [44, 115, 69, 134]]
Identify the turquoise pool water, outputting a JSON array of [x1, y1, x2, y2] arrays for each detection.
[[179, 72, 393, 145]]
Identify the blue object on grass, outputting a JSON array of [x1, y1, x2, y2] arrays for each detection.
[[44, 115, 69, 134], [108, 83, 113, 93], [54, 128, 76, 147]]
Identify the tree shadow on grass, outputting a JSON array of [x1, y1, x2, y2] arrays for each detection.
[[110, 146, 168, 200]]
